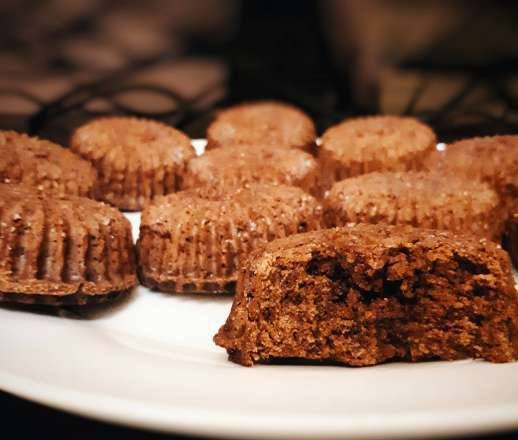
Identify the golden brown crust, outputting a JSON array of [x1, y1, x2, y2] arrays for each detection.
[[0, 184, 137, 305], [70, 116, 195, 211], [318, 116, 437, 189], [137, 183, 323, 294], [324, 171, 505, 241], [182, 144, 321, 197], [215, 224, 518, 366], [503, 200, 518, 268], [0, 131, 96, 198], [424, 135, 518, 206], [206, 101, 316, 152]]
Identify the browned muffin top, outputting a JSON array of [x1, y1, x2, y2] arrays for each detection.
[[70, 116, 195, 210], [206, 101, 316, 151], [321, 116, 436, 164], [142, 183, 321, 236], [324, 171, 504, 240], [71, 116, 193, 168], [182, 144, 321, 196], [503, 199, 518, 268], [0, 130, 96, 197], [510, 200, 518, 223], [425, 135, 518, 203], [0, 183, 127, 232]]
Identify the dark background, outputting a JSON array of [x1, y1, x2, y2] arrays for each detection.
[[1, 0, 518, 144], [2, 389, 518, 440], [1, 1, 518, 438], [1, 391, 200, 439]]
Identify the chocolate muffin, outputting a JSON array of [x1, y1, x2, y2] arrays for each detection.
[[0, 130, 96, 198], [206, 101, 316, 152], [182, 145, 321, 196], [137, 183, 322, 294], [324, 171, 505, 241], [424, 135, 518, 206], [503, 201, 518, 268], [0, 184, 136, 305], [319, 116, 436, 189], [70, 116, 194, 211], [215, 224, 518, 366]]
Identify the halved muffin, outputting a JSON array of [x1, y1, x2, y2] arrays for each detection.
[[216, 224, 518, 366]]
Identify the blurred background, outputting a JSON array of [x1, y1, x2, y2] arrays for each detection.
[[1, 0, 518, 144]]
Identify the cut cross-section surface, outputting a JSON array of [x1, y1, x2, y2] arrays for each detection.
[[215, 224, 518, 366]]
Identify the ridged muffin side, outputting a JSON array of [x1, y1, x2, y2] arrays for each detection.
[[137, 184, 323, 294], [0, 184, 136, 305]]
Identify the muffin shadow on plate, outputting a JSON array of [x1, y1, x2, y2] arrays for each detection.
[[0, 289, 135, 319]]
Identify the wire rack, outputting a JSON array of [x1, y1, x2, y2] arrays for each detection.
[[1, 0, 517, 144]]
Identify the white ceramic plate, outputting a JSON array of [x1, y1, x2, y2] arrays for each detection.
[[0, 140, 517, 440]]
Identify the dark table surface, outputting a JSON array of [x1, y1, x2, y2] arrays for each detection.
[[0, 390, 200, 440], [1, 390, 518, 440]]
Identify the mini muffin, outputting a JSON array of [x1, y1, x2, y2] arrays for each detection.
[[503, 201, 518, 268], [182, 144, 321, 196], [206, 101, 316, 152], [0, 184, 136, 305], [424, 135, 518, 206], [319, 116, 436, 189], [70, 117, 194, 211], [137, 183, 323, 294], [215, 224, 518, 366], [324, 171, 505, 241], [0, 130, 96, 198]]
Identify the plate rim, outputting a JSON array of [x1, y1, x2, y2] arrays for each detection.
[[2, 368, 518, 440]]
